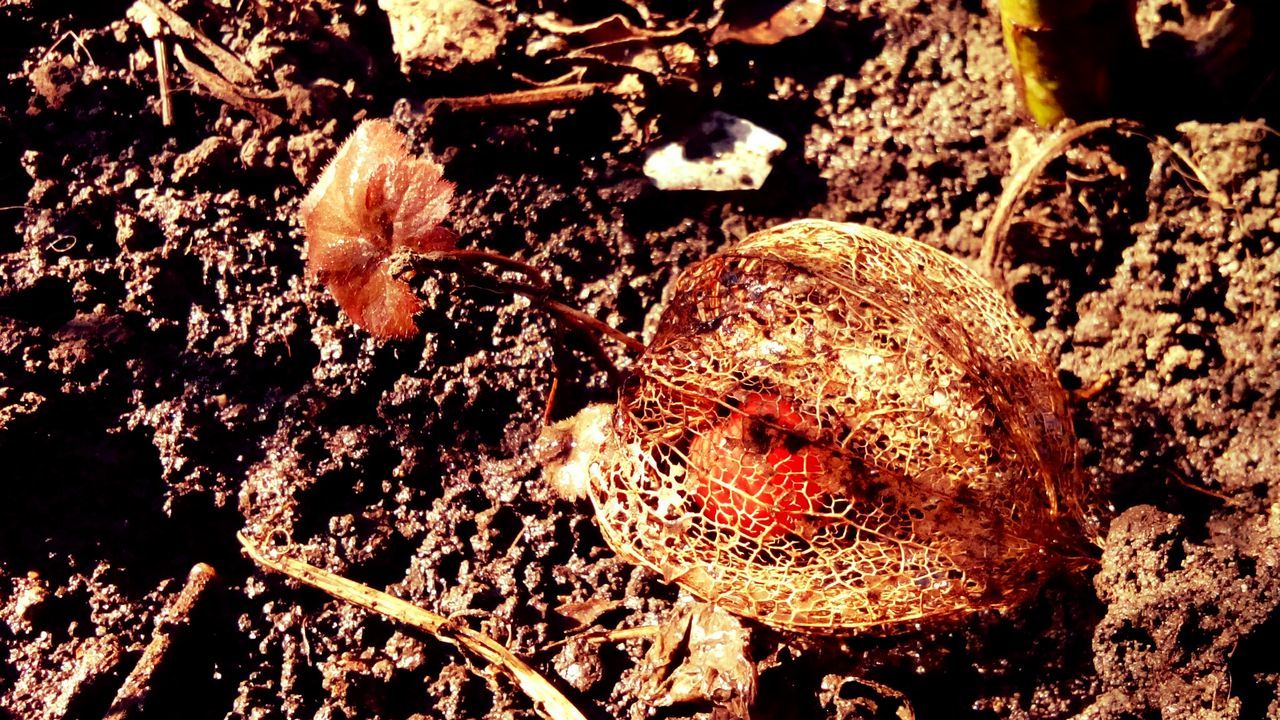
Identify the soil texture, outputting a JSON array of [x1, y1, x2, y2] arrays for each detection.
[[2, 1, 1279, 719]]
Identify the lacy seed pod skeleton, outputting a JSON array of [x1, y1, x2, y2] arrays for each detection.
[[552, 219, 1085, 634]]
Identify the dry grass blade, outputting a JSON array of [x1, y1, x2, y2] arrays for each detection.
[[979, 118, 1142, 276], [426, 82, 631, 112], [105, 563, 219, 720], [238, 533, 588, 720]]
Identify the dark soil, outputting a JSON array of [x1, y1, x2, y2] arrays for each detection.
[[2, 1, 1279, 719]]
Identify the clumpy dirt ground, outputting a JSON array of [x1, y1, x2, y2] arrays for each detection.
[[2, 1, 1280, 719]]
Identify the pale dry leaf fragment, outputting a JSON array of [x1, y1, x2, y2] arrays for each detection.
[[712, 0, 827, 45], [379, 0, 509, 74], [551, 597, 626, 630], [300, 120, 456, 339], [636, 599, 755, 719]]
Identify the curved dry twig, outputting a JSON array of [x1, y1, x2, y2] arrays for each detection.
[[238, 534, 588, 720], [980, 118, 1233, 285], [980, 118, 1143, 277]]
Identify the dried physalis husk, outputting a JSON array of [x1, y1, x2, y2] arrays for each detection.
[[567, 219, 1084, 634]]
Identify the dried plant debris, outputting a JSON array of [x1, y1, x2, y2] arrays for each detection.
[[530, 12, 705, 90], [634, 599, 756, 719], [643, 111, 787, 191], [300, 120, 457, 339], [395, 0, 831, 111], [127, 0, 288, 128], [380, 0, 510, 74], [104, 564, 219, 720], [526, 0, 826, 91], [549, 219, 1086, 634], [712, 0, 827, 45]]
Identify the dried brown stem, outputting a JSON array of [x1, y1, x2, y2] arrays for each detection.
[[104, 563, 219, 720], [540, 296, 646, 354], [421, 249, 552, 290], [238, 534, 588, 720], [542, 375, 560, 424], [426, 82, 626, 113], [153, 37, 172, 126], [482, 276, 640, 386], [418, 249, 647, 354]]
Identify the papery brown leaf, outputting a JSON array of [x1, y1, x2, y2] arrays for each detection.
[[712, 0, 826, 45], [300, 120, 456, 339]]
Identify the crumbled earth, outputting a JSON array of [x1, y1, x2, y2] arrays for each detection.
[[1, 1, 1278, 719]]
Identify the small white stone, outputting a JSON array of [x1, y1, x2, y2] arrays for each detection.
[[643, 112, 786, 191]]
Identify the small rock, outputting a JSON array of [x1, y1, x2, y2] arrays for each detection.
[[287, 129, 334, 185], [5, 573, 49, 635], [172, 136, 237, 185], [115, 209, 162, 251], [27, 56, 77, 112]]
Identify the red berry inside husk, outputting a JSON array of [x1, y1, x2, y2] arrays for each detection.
[[689, 392, 825, 539]]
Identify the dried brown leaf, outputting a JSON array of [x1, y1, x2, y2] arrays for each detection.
[[712, 0, 826, 45], [637, 599, 755, 719], [300, 120, 455, 339]]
